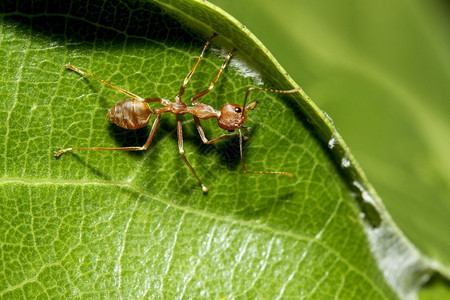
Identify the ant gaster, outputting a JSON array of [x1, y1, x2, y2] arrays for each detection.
[[55, 33, 301, 193]]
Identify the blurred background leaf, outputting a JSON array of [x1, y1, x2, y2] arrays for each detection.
[[211, 0, 450, 274]]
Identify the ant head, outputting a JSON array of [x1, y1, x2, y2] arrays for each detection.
[[217, 100, 258, 131]]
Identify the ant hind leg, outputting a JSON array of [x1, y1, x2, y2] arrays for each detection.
[[54, 114, 162, 157], [66, 63, 145, 101]]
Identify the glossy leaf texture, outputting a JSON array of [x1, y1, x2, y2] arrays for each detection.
[[0, 0, 436, 298]]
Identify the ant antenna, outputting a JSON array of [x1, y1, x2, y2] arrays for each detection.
[[242, 87, 302, 118]]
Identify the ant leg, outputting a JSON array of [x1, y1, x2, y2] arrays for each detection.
[[190, 48, 236, 104], [66, 63, 145, 101], [238, 129, 293, 178], [54, 114, 161, 157], [176, 33, 218, 103], [176, 115, 208, 193], [144, 98, 163, 103], [193, 116, 246, 144]]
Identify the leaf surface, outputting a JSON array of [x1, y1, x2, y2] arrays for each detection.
[[0, 0, 433, 298]]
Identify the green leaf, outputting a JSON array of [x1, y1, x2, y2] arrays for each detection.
[[0, 0, 437, 298]]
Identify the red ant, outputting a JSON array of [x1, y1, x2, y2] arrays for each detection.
[[55, 33, 301, 193]]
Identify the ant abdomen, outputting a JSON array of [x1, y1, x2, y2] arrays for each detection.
[[107, 99, 152, 129]]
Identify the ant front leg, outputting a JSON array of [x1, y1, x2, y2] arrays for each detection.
[[176, 33, 218, 103], [176, 116, 208, 193], [54, 114, 162, 157], [238, 129, 293, 178], [190, 48, 235, 104], [193, 116, 247, 144]]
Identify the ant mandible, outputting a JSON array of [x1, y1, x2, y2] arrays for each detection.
[[54, 33, 301, 193]]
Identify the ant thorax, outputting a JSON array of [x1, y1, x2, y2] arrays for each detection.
[[188, 102, 220, 120], [160, 98, 220, 120]]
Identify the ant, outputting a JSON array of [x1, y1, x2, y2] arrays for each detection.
[[54, 33, 301, 193]]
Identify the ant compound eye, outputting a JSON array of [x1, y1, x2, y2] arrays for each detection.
[[234, 107, 242, 113]]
